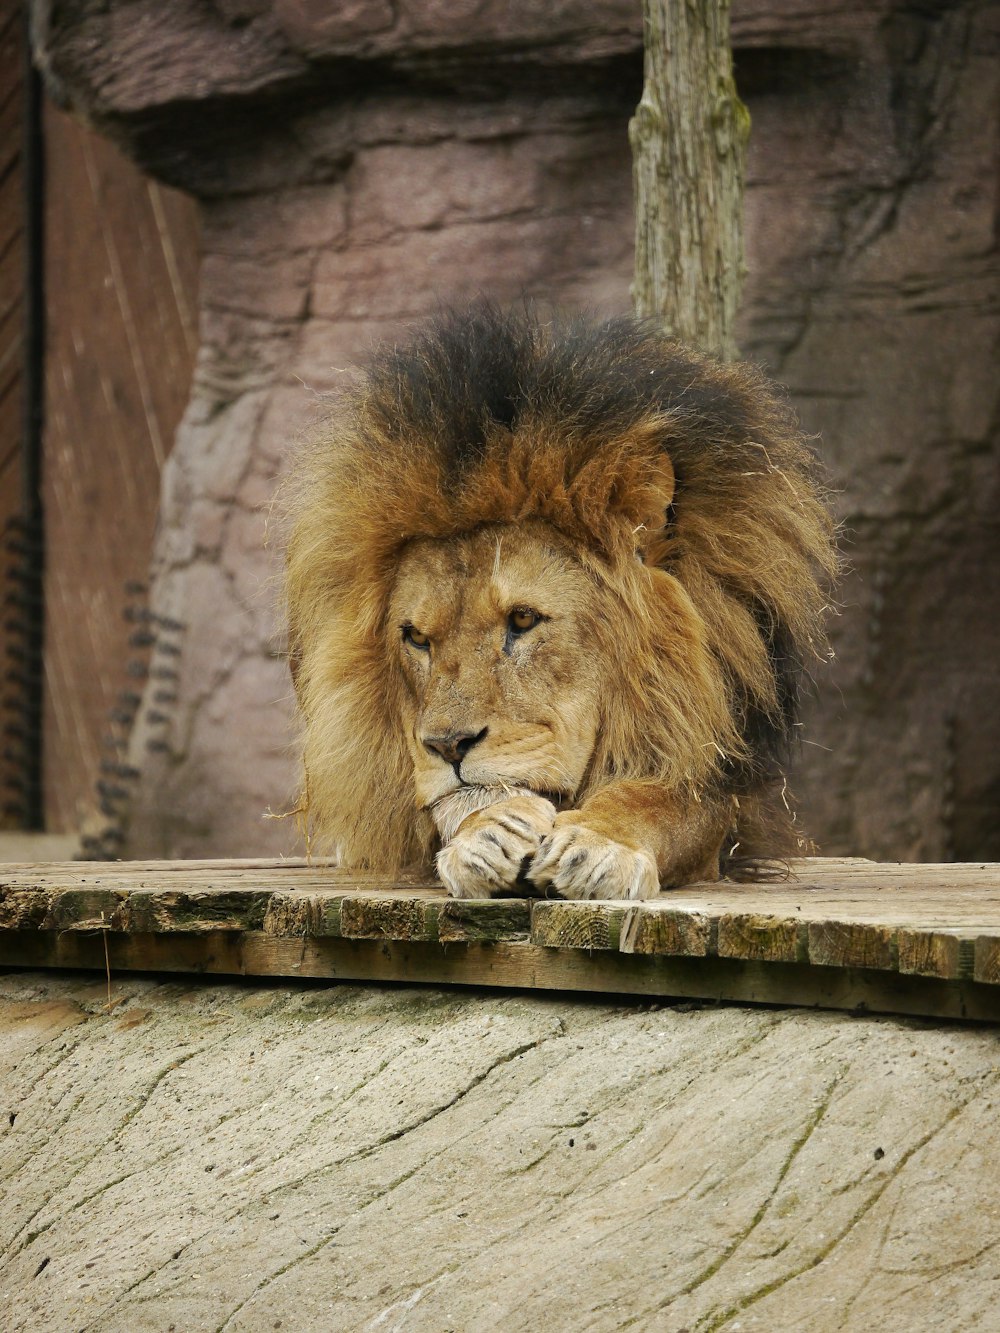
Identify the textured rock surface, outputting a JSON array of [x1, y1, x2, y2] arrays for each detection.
[[119, 90, 638, 858], [31, 0, 1000, 861], [2, 970, 1000, 1330], [735, 2, 1000, 863]]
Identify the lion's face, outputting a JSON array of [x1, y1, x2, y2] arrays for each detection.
[[388, 522, 604, 820]]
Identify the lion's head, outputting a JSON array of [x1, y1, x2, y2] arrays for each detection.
[[284, 305, 835, 879]]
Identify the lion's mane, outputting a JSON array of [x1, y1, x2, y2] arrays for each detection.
[[284, 305, 836, 874]]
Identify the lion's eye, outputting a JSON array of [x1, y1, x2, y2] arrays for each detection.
[[508, 607, 542, 635], [401, 624, 430, 650]]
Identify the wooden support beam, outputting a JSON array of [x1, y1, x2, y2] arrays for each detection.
[[1, 857, 999, 1021]]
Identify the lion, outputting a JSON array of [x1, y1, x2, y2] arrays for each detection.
[[283, 304, 836, 899]]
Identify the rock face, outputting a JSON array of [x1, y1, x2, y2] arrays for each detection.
[[735, 3, 1000, 864], [32, 0, 999, 860], [3, 970, 1000, 1330]]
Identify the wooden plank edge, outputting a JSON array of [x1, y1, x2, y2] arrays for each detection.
[[3, 887, 999, 984], [530, 901, 999, 984], [0, 886, 529, 946], [3, 886, 999, 987], [1, 930, 999, 1023]]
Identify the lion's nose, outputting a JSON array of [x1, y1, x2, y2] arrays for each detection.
[[423, 728, 488, 767]]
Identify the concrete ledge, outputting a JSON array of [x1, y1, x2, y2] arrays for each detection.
[[2, 970, 1000, 1331]]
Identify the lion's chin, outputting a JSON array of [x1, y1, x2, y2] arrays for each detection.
[[428, 783, 565, 844]]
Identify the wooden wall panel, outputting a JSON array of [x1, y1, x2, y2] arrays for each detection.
[[42, 102, 200, 835]]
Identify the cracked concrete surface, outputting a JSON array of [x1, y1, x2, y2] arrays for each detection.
[[2, 971, 1000, 1331]]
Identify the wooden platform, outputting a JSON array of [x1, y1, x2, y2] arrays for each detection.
[[1, 857, 998, 1021]]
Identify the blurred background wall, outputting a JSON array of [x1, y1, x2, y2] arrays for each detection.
[[3, 0, 996, 861]]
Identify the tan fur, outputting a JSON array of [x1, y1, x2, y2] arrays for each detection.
[[283, 313, 835, 896]]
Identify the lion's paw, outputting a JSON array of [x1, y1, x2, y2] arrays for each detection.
[[437, 792, 557, 899], [528, 819, 659, 900]]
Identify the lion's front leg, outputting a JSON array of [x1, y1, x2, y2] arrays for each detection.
[[528, 782, 731, 900], [436, 792, 557, 898]]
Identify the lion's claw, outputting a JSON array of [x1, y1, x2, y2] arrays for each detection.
[[528, 820, 659, 900], [437, 792, 556, 898]]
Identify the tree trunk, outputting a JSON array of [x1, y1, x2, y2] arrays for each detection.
[[630, 0, 749, 361]]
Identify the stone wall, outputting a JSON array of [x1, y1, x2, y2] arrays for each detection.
[[734, 2, 999, 860], [32, 0, 999, 860]]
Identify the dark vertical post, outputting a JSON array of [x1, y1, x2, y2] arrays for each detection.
[[18, 29, 45, 829]]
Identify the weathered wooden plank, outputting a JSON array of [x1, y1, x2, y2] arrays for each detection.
[[3, 929, 1000, 1023], [0, 928, 245, 977], [1, 860, 997, 941], [0, 857, 434, 879], [1, 859, 1000, 1024], [260, 891, 346, 938], [42, 888, 124, 932], [531, 902, 624, 951], [117, 890, 274, 934], [619, 906, 712, 956], [339, 896, 440, 942], [898, 930, 975, 981], [974, 936, 1000, 986], [717, 913, 807, 964], [0, 855, 995, 900], [0, 887, 49, 930], [807, 920, 897, 972], [438, 899, 530, 943], [2, 856, 993, 936]]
